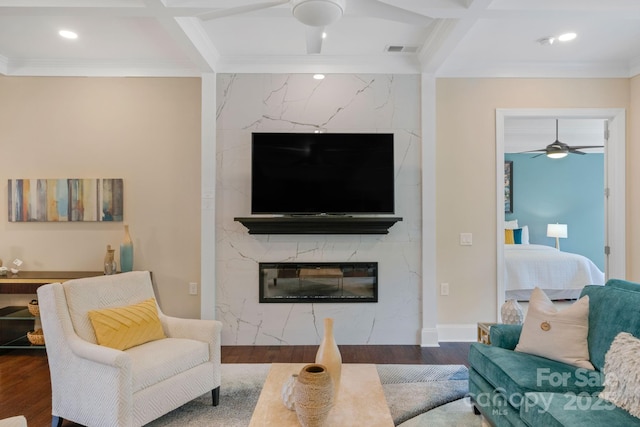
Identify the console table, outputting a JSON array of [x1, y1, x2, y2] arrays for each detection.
[[0, 271, 103, 349], [0, 271, 103, 294]]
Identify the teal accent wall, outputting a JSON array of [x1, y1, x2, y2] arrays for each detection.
[[504, 153, 605, 271]]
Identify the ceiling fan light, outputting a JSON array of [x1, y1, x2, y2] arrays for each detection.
[[292, 0, 345, 27], [547, 151, 568, 159]]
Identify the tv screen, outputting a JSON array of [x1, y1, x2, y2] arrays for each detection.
[[251, 133, 394, 215]]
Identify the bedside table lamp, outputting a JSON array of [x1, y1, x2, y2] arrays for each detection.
[[547, 223, 568, 250]]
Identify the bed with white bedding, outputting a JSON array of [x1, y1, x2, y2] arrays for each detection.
[[505, 244, 605, 300]]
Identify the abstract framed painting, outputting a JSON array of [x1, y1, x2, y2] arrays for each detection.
[[8, 178, 123, 222], [504, 161, 513, 214]]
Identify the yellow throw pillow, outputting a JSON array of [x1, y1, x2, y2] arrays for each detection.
[[88, 298, 166, 350], [515, 287, 593, 369], [505, 229, 515, 244]]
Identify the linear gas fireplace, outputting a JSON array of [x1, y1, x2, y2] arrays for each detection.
[[259, 262, 378, 303]]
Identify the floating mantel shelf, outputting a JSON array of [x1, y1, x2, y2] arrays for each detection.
[[234, 216, 403, 235]]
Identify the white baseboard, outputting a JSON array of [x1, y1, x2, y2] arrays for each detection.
[[420, 327, 440, 347]]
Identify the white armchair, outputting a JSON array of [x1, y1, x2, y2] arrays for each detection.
[[37, 271, 222, 427]]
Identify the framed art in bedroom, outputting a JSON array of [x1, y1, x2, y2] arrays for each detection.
[[504, 161, 513, 213]]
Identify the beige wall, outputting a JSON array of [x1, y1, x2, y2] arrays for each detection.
[[2, 75, 638, 337], [435, 78, 634, 325], [630, 75, 640, 281], [0, 76, 203, 318]]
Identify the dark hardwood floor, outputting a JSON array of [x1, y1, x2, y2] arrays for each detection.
[[0, 343, 471, 427]]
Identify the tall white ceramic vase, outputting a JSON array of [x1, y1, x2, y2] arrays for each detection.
[[315, 318, 342, 401]]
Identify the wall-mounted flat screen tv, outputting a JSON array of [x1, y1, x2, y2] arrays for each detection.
[[251, 133, 394, 215]]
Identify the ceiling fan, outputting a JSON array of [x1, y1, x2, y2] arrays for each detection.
[[197, 0, 432, 54], [523, 119, 604, 159]]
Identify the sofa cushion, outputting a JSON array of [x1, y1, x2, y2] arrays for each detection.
[[88, 298, 166, 350], [515, 287, 593, 369], [581, 281, 640, 371], [469, 343, 603, 409], [469, 368, 530, 427], [521, 392, 639, 427], [599, 332, 640, 418], [127, 337, 209, 393]]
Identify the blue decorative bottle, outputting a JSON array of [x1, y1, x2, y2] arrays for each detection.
[[120, 224, 134, 272]]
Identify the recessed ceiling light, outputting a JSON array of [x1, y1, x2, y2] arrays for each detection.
[[313, 74, 325, 80], [558, 32, 577, 42], [59, 30, 78, 39], [322, 32, 327, 39]]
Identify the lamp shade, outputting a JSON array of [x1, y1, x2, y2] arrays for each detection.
[[547, 223, 568, 238]]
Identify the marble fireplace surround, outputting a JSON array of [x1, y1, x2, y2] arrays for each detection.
[[215, 73, 424, 346]]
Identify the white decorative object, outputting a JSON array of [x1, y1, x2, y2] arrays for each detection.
[[10, 258, 23, 274], [281, 373, 298, 410], [0, 267, 7, 276], [599, 332, 640, 418], [501, 299, 524, 325]]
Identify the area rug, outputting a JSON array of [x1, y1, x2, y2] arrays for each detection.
[[147, 363, 475, 426]]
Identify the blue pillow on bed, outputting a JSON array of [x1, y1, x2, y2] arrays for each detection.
[[505, 228, 523, 244]]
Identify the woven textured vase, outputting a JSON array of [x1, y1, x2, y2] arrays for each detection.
[[315, 318, 342, 401], [294, 364, 334, 427], [501, 299, 524, 324]]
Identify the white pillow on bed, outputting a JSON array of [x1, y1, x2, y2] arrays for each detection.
[[505, 219, 518, 229], [520, 225, 529, 244]]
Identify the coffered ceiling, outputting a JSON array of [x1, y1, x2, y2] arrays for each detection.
[[1, 0, 640, 77]]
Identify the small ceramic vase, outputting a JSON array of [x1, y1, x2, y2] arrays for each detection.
[[501, 299, 524, 324], [281, 373, 298, 410], [104, 245, 117, 275]]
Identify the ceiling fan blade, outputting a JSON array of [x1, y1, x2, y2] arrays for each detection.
[[530, 153, 545, 158], [570, 150, 587, 155], [519, 149, 546, 154], [198, 0, 289, 21], [306, 26, 324, 54], [349, 0, 432, 26], [567, 145, 605, 150]]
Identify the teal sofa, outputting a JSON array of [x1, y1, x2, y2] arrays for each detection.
[[468, 279, 640, 426]]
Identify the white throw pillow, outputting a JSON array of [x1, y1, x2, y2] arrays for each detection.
[[599, 332, 640, 418], [515, 287, 593, 369]]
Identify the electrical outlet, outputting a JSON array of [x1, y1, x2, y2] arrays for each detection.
[[440, 283, 449, 296], [189, 282, 198, 295]]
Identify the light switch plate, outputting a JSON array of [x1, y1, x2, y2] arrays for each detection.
[[460, 233, 473, 246]]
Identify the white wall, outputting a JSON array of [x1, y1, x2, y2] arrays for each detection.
[[215, 74, 423, 345]]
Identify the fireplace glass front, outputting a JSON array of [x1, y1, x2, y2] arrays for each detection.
[[259, 262, 378, 303]]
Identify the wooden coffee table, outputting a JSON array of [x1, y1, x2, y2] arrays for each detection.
[[249, 363, 394, 426]]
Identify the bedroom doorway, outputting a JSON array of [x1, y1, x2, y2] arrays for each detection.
[[495, 108, 626, 314]]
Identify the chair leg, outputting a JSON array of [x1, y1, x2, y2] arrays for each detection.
[[52, 416, 64, 427], [212, 386, 220, 406]]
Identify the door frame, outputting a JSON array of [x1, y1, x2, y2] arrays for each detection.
[[495, 108, 626, 316]]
